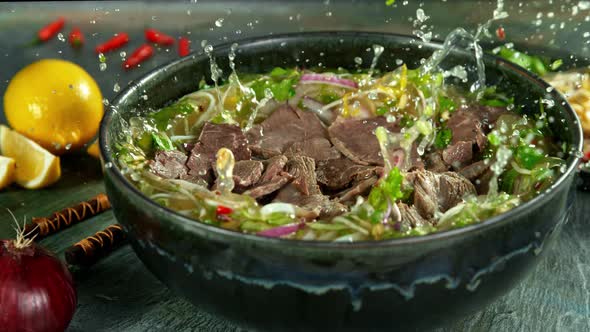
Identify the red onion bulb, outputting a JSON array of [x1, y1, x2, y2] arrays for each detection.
[[0, 221, 77, 332]]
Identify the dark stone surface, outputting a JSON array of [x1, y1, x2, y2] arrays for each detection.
[[0, 1, 589, 331]]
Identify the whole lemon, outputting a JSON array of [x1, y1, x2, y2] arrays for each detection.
[[4, 59, 103, 155]]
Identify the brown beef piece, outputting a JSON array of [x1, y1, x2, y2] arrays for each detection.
[[337, 176, 379, 204], [475, 168, 494, 195], [328, 116, 400, 166], [442, 106, 507, 169], [424, 151, 449, 173], [459, 160, 489, 181], [397, 203, 430, 228], [274, 155, 347, 218], [186, 122, 251, 182], [149, 150, 189, 179], [232, 160, 264, 190], [246, 105, 328, 158], [316, 157, 379, 191], [260, 155, 288, 183], [284, 137, 341, 161], [406, 169, 476, 219], [442, 141, 473, 169], [244, 174, 292, 199]]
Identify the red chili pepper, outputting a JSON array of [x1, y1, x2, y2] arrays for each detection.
[[145, 28, 175, 45], [178, 37, 191, 57], [123, 44, 154, 70], [68, 27, 84, 48], [95, 33, 129, 54], [216, 205, 233, 215], [37, 17, 65, 42], [496, 26, 506, 40], [582, 150, 590, 163]]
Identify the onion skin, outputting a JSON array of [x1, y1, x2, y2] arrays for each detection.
[[0, 240, 77, 332]]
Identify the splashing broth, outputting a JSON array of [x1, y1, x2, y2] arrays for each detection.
[[112, 8, 571, 242]]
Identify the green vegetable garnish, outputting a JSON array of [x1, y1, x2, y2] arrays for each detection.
[[434, 128, 452, 149], [151, 132, 175, 151], [438, 95, 456, 113], [438, 193, 520, 230], [479, 86, 514, 107], [149, 100, 195, 131], [385, 0, 396, 5], [497, 46, 562, 76], [515, 146, 543, 170], [368, 167, 405, 223], [251, 67, 300, 102]]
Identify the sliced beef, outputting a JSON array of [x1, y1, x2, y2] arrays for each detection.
[[328, 116, 400, 166], [284, 137, 341, 161], [442, 141, 473, 168], [459, 160, 489, 181], [149, 150, 188, 179], [274, 155, 347, 218], [406, 169, 476, 219], [244, 174, 292, 199], [316, 158, 379, 191], [260, 155, 288, 183], [186, 122, 251, 182], [337, 176, 379, 204], [397, 203, 430, 228], [246, 105, 328, 158], [442, 106, 507, 169], [438, 172, 477, 212], [424, 151, 449, 173], [197, 122, 251, 160], [233, 160, 264, 189]]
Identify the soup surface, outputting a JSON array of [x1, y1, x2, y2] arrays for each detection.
[[115, 64, 566, 241]]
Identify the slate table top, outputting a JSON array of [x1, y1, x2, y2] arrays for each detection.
[[1, 1, 589, 331]]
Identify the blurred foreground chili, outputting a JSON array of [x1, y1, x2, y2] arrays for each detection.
[[95, 33, 129, 54], [123, 44, 154, 70]]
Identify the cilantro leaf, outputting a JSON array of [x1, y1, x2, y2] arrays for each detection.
[[434, 128, 453, 149]]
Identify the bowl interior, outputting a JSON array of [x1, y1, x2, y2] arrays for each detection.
[[101, 31, 582, 246]]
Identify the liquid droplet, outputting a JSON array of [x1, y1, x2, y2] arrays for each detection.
[[215, 18, 224, 27]]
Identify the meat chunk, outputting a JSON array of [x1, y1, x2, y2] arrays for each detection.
[[246, 105, 328, 157], [406, 169, 476, 219], [397, 203, 430, 228], [260, 155, 288, 183], [337, 176, 379, 203], [274, 155, 347, 218], [316, 158, 380, 191], [424, 151, 449, 173], [328, 116, 400, 166], [459, 160, 489, 181], [232, 160, 264, 190], [186, 122, 251, 182], [284, 138, 341, 161], [442, 141, 473, 168], [244, 174, 292, 199], [149, 150, 188, 179]]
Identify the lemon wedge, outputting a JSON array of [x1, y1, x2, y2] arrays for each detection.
[[0, 156, 16, 190], [87, 139, 100, 159], [0, 125, 61, 189]]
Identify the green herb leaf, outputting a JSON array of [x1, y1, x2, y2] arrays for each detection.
[[438, 96, 456, 113], [151, 132, 175, 151], [385, 0, 396, 5], [515, 146, 543, 169], [367, 167, 404, 222], [434, 128, 452, 149], [149, 100, 195, 131]]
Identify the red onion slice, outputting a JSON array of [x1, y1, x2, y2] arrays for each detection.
[[257, 222, 305, 238], [300, 73, 358, 89]]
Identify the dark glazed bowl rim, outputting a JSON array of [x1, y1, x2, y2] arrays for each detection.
[[100, 31, 583, 250]]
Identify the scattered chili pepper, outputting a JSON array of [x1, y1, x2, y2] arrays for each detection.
[[216, 205, 233, 215], [145, 28, 175, 45], [95, 32, 129, 54], [496, 26, 506, 40], [24, 193, 112, 240], [65, 224, 127, 267], [178, 37, 191, 57], [123, 44, 154, 70], [37, 17, 65, 43], [68, 27, 84, 48], [581, 150, 590, 163]]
